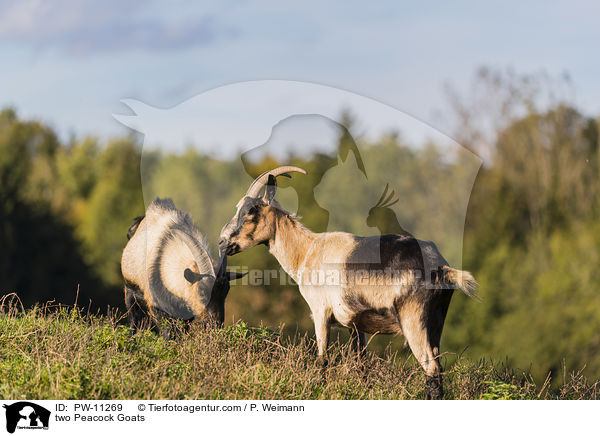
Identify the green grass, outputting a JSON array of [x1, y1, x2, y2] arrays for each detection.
[[0, 300, 598, 400]]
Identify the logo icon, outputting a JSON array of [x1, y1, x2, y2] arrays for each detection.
[[3, 402, 50, 434]]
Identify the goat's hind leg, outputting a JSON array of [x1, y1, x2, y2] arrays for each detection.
[[398, 300, 444, 400]]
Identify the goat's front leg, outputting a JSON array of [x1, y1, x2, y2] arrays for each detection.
[[313, 310, 331, 367], [124, 285, 150, 332]]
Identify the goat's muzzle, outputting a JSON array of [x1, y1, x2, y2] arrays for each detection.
[[205, 309, 225, 328], [219, 238, 240, 256]]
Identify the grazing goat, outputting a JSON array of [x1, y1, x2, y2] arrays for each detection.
[[121, 198, 244, 334], [219, 167, 478, 399]]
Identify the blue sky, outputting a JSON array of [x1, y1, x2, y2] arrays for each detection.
[[0, 0, 598, 143]]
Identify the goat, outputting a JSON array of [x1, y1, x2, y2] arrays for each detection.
[[121, 198, 244, 335], [219, 167, 478, 399]]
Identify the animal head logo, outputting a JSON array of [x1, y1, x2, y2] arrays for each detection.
[[114, 80, 482, 269], [3, 402, 50, 434]]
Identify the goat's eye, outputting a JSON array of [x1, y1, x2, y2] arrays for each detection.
[[248, 206, 259, 215]]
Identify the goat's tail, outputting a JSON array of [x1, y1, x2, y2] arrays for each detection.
[[442, 266, 480, 300]]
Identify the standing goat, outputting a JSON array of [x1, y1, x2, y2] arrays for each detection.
[[121, 198, 244, 335], [219, 167, 478, 399]]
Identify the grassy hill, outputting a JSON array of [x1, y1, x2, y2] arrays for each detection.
[[0, 299, 598, 400]]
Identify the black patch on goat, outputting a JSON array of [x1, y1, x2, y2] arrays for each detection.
[[147, 235, 196, 320], [346, 234, 426, 273], [345, 235, 453, 331], [424, 290, 453, 355], [229, 197, 263, 238], [125, 280, 196, 337], [242, 212, 261, 241]]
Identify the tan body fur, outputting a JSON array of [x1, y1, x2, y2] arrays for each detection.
[[267, 211, 415, 352]]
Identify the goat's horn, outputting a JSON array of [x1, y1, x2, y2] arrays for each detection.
[[245, 166, 307, 198]]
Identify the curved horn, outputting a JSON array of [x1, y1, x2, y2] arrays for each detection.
[[245, 166, 307, 198]]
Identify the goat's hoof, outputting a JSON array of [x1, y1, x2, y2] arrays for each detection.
[[316, 356, 329, 368], [316, 357, 329, 382], [425, 376, 444, 400]]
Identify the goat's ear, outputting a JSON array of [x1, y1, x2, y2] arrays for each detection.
[[228, 271, 247, 281], [263, 174, 277, 204], [184, 268, 211, 284]]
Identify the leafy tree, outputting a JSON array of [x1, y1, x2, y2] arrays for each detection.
[[77, 138, 144, 288]]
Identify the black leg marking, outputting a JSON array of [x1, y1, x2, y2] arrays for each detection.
[[348, 325, 367, 357], [423, 291, 453, 400], [425, 375, 444, 400], [124, 284, 151, 331]]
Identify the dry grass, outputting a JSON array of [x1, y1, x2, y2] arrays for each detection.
[[0, 298, 598, 400]]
